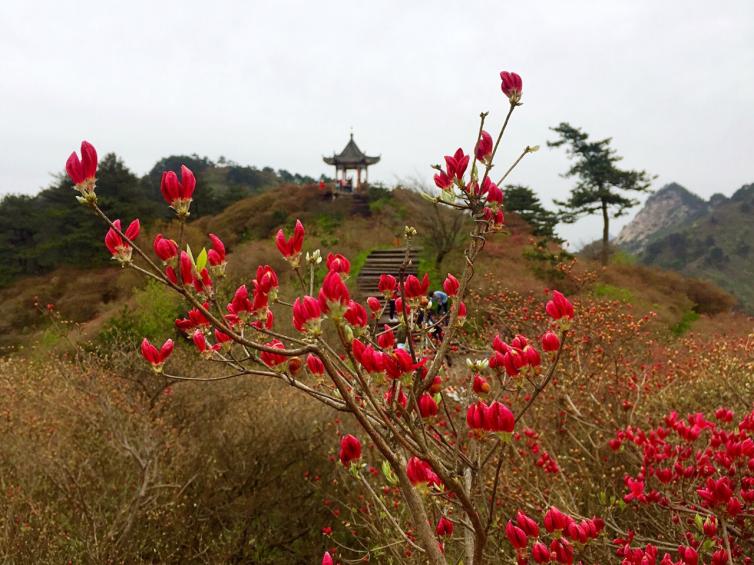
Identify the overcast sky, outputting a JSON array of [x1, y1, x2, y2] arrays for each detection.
[[2, 0, 753, 247]]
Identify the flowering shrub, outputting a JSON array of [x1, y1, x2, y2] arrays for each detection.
[[62, 70, 754, 564], [63, 70, 591, 564], [610, 408, 754, 564]]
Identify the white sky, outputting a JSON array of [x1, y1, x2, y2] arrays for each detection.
[[2, 0, 753, 247]]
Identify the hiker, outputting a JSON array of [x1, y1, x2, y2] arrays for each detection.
[[431, 290, 449, 316]]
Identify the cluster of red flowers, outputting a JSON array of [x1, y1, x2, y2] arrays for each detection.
[[466, 400, 515, 433], [351, 338, 426, 380], [505, 507, 603, 564], [611, 408, 754, 563]]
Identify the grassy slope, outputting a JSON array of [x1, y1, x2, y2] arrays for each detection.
[[0, 185, 746, 351]]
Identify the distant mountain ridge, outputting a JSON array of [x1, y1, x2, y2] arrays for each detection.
[[616, 182, 754, 311]]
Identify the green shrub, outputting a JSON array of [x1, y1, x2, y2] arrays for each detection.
[[670, 309, 700, 336], [97, 280, 182, 346], [592, 283, 634, 303]]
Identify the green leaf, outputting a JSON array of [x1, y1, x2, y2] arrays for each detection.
[[381, 460, 398, 485], [439, 190, 456, 204], [196, 248, 208, 272], [694, 513, 704, 532]]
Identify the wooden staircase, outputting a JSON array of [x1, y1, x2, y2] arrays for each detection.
[[350, 193, 371, 216], [356, 248, 422, 324]]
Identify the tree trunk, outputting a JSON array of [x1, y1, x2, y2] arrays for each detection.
[[397, 469, 448, 565], [600, 198, 609, 266], [463, 467, 475, 564]]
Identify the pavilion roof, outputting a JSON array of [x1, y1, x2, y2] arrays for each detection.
[[323, 134, 380, 166]]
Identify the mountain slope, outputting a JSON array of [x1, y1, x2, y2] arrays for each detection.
[[616, 182, 754, 311]]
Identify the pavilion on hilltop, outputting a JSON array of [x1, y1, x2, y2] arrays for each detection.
[[323, 133, 380, 193]]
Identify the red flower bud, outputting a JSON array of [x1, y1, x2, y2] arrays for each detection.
[[326, 253, 350, 275], [275, 219, 305, 261], [487, 401, 515, 433], [378, 274, 397, 297], [403, 273, 430, 299], [515, 511, 539, 537], [428, 375, 442, 394], [436, 516, 454, 537], [550, 538, 574, 564], [541, 330, 561, 352], [377, 325, 395, 350], [482, 177, 503, 207], [153, 234, 178, 262], [505, 520, 528, 549], [319, 270, 351, 315], [443, 273, 460, 296], [339, 434, 362, 467], [545, 290, 574, 320], [65, 140, 98, 186], [434, 170, 453, 191], [292, 295, 322, 333], [418, 393, 439, 418], [475, 130, 493, 163], [140, 338, 173, 370], [207, 233, 226, 266], [160, 165, 195, 216], [531, 541, 550, 563], [366, 296, 382, 313], [192, 330, 220, 356], [444, 148, 470, 182], [259, 339, 287, 367], [678, 546, 698, 565], [473, 374, 490, 395], [179, 251, 194, 285], [406, 457, 441, 487], [214, 329, 231, 344], [456, 301, 467, 322], [105, 219, 140, 262], [523, 345, 541, 367], [344, 300, 368, 327], [165, 266, 178, 285], [499, 71, 523, 103], [254, 265, 279, 295], [322, 551, 333, 565], [544, 506, 569, 532], [306, 354, 325, 375]]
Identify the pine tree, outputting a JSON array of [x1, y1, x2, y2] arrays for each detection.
[[504, 185, 561, 241], [548, 123, 653, 265]]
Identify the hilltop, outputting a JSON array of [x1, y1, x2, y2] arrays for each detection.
[[615, 182, 754, 311]]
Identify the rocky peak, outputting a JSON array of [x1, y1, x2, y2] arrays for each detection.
[[709, 193, 728, 208], [614, 183, 707, 253]]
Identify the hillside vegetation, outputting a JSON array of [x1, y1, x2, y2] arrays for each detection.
[[0, 154, 317, 287], [0, 180, 740, 353]]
